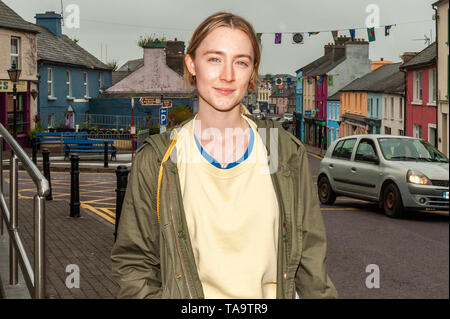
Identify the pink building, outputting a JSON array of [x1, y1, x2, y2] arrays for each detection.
[[401, 43, 437, 146]]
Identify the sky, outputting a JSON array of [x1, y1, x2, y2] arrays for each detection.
[[4, 0, 438, 76]]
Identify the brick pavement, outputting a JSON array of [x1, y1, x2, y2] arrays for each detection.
[[15, 198, 119, 299]]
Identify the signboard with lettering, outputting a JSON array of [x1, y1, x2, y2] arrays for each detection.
[[0, 80, 27, 93], [162, 100, 172, 108], [139, 97, 161, 105], [160, 107, 168, 126]]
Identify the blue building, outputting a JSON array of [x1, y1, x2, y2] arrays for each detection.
[[327, 92, 341, 146], [34, 12, 112, 129], [366, 92, 382, 134], [295, 69, 305, 142]]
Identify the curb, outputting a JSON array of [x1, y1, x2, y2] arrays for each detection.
[[2, 163, 131, 173]]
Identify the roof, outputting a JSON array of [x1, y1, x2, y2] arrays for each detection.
[[400, 42, 436, 69], [35, 24, 112, 70], [297, 48, 346, 76], [117, 58, 144, 72], [432, 0, 448, 6], [328, 92, 340, 101], [340, 63, 404, 93], [112, 71, 133, 86], [0, 0, 40, 33]]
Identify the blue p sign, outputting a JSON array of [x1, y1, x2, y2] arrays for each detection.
[[160, 107, 168, 126]]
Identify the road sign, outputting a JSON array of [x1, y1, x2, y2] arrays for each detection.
[[160, 107, 168, 126], [130, 125, 136, 135], [140, 97, 161, 105], [162, 100, 172, 108]]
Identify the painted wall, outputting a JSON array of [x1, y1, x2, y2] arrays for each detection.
[[381, 93, 405, 136], [436, 0, 449, 156], [38, 62, 112, 128], [327, 100, 340, 146], [367, 92, 382, 134], [405, 66, 437, 142]]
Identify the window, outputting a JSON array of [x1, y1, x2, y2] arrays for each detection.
[[384, 97, 387, 119], [355, 139, 378, 162], [332, 138, 356, 160], [413, 71, 422, 102], [11, 37, 19, 68], [66, 70, 71, 97], [390, 97, 394, 120], [428, 69, 437, 104], [376, 99, 379, 118], [83, 72, 89, 97], [99, 72, 103, 91], [47, 68, 53, 97], [413, 124, 422, 139], [398, 129, 404, 136], [399, 98, 403, 119], [384, 126, 391, 135], [368, 98, 372, 116]]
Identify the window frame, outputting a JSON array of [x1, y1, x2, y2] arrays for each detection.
[[413, 71, 423, 103], [66, 70, 72, 98], [355, 138, 378, 163], [47, 68, 53, 97], [428, 68, 437, 105], [83, 72, 89, 98], [331, 138, 357, 160], [10, 36, 20, 68]]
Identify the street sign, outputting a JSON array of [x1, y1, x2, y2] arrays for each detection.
[[160, 107, 168, 126], [162, 100, 172, 108], [140, 97, 161, 105], [130, 125, 136, 135], [131, 98, 134, 109]]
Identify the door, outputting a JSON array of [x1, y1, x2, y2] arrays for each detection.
[[328, 138, 357, 192], [346, 138, 382, 199]]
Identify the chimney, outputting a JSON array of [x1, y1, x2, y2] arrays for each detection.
[[166, 40, 186, 76], [35, 11, 62, 37], [371, 59, 393, 70], [401, 52, 418, 64]]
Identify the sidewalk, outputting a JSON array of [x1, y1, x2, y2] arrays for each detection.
[[304, 143, 326, 159], [0, 198, 119, 299]]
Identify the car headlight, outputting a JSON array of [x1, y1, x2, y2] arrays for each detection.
[[407, 169, 432, 185]]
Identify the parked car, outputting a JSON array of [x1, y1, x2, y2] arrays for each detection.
[[252, 109, 266, 120], [282, 113, 294, 123], [317, 135, 449, 218]]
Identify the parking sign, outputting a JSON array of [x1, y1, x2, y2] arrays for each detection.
[[160, 107, 168, 126]]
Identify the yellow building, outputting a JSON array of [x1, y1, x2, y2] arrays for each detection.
[[433, 0, 449, 156], [0, 1, 39, 148], [340, 91, 368, 136]]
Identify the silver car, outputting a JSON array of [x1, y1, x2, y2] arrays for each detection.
[[317, 135, 449, 218]]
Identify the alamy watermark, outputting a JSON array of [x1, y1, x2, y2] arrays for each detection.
[[65, 4, 80, 29], [365, 264, 380, 289], [65, 264, 80, 289], [365, 4, 380, 28]]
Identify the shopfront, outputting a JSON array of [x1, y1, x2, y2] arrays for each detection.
[[0, 79, 31, 149]]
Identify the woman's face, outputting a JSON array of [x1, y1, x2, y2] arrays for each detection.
[[185, 27, 255, 112]]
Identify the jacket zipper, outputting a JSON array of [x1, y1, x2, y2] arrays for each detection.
[[166, 163, 194, 299]]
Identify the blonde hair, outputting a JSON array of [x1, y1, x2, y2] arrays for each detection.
[[184, 12, 261, 93]]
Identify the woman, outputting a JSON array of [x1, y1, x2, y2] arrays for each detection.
[[111, 12, 337, 299]]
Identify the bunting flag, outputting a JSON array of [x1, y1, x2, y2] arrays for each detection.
[[331, 30, 338, 41], [292, 32, 304, 44], [328, 75, 333, 86], [256, 33, 262, 43], [367, 27, 376, 42], [385, 25, 392, 36], [318, 76, 322, 85], [308, 31, 320, 36], [275, 33, 282, 44], [349, 29, 356, 41]]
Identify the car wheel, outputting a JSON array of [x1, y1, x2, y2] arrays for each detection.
[[318, 176, 336, 205], [383, 183, 404, 218]]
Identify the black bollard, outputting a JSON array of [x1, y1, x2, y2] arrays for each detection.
[[70, 154, 80, 217], [114, 165, 130, 241], [42, 148, 53, 200], [104, 141, 108, 168], [32, 137, 37, 165]]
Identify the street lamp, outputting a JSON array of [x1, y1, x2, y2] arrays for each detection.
[[7, 62, 22, 140]]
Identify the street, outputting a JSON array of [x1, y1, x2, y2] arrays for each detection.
[[3, 153, 446, 298]]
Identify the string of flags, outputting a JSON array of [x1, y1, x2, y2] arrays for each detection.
[[264, 74, 337, 91], [256, 24, 395, 45]]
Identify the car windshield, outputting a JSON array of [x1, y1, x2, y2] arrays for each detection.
[[377, 138, 449, 163]]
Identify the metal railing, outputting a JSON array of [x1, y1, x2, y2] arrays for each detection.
[[0, 123, 49, 299]]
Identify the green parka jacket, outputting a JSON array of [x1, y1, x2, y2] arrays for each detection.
[[110, 114, 338, 299]]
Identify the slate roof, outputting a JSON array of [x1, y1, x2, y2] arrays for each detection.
[[297, 48, 346, 76], [340, 62, 404, 94], [35, 24, 112, 70], [400, 42, 436, 69], [117, 58, 144, 72], [328, 92, 340, 101], [0, 0, 40, 33]]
